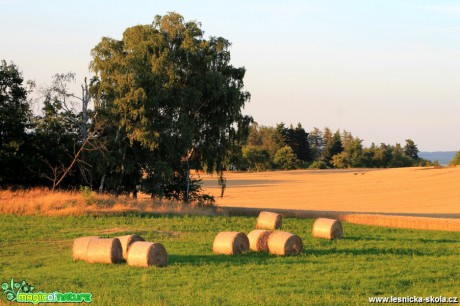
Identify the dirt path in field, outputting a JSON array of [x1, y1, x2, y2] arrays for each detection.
[[201, 167, 460, 218]]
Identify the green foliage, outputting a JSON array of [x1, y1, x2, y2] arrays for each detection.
[[274, 146, 298, 170], [246, 124, 279, 160], [449, 151, 460, 166], [284, 123, 312, 162], [270, 123, 288, 157], [79, 186, 96, 205], [331, 152, 348, 168], [389, 144, 414, 168], [322, 130, 343, 166], [0, 60, 33, 186], [90, 12, 250, 201], [309, 160, 328, 169], [332, 138, 364, 168], [404, 139, 419, 160], [1, 214, 459, 305], [242, 122, 312, 171], [223, 123, 428, 171], [308, 127, 325, 161], [371, 143, 394, 168], [242, 145, 271, 171], [159, 171, 215, 206]]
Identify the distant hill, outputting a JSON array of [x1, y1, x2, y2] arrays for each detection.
[[419, 151, 457, 165]]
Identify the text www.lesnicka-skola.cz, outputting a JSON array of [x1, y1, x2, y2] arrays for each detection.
[[368, 296, 458, 304]]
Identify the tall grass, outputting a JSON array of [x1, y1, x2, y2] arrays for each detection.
[[0, 188, 214, 216], [2, 188, 459, 232]]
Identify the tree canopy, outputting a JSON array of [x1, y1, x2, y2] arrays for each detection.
[[238, 124, 433, 171], [89, 12, 250, 201], [449, 151, 460, 166], [0, 60, 32, 185]]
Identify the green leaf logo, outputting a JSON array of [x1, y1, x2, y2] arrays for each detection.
[[2, 278, 36, 302]]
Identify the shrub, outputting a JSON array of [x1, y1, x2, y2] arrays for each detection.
[[309, 161, 328, 169], [80, 186, 95, 205], [449, 151, 460, 166], [274, 146, 298, 170]]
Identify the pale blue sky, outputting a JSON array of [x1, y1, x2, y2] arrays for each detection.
[[2, 0, 460, 151]]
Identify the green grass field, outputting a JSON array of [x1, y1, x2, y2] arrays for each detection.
[[0, 214, 459, 305]]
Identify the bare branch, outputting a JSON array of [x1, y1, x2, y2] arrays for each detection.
[[50, 113, 103, 191]]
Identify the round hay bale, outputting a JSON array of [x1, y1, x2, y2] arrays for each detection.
[[127, 241, 168, 267], [247, 229, 271, 252], [86, 238, 123, 264], [312, 218, 343, 240], [72, 236, 99, 261], [256, 211, 282, 230], [212, 232, 250, 255], [117, 235, 145, 260], [267, 231, 303, 256]]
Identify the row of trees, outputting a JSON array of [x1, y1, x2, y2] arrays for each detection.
[[231, 123, 432, 171], [1, 12, 457, 203], [1, 13, 251, 204]]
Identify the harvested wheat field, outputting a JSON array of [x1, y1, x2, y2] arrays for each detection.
[[202, 167, 460, 231]]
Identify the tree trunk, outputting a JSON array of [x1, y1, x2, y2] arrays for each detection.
[[81, 77, 89, 143], [184, 161, 190, 203], [218, 171, 226, 197], [99, 174, 106, 193], [183, 148, 194, 203], [116, 149, 127, 196]]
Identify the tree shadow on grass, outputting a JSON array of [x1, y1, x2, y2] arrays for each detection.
[[95, 209, 219, 219], [169, 252, 272, 266], [308, 247, 431, 257], [168, 251, 311, 266], [99, 212, 185, 219], [343, 236, 459, 244]]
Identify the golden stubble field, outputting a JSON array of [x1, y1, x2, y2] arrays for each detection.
[[201, 166, 460, 217]]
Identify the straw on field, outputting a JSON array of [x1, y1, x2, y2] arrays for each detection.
[[72, 236, 100, 261], [86, 237, 123, 264], [212, 232, 250, 255], [340, 214, 460, 232], [312, 218, 343, 240], [127, 241, 168, 267], [117, 234, 145, 260], [247, 229, 271, 252], [267, 231, 303, 256], [256, 211, 282, 230]]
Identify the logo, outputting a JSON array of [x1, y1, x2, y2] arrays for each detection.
[[2, 278, 92, 304]]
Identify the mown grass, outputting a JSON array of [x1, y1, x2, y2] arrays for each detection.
[[0, 214, 459, 305]]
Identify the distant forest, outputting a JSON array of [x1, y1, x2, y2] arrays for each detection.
[[1, 13, 459, 203], [232, 122, 432, 171]]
